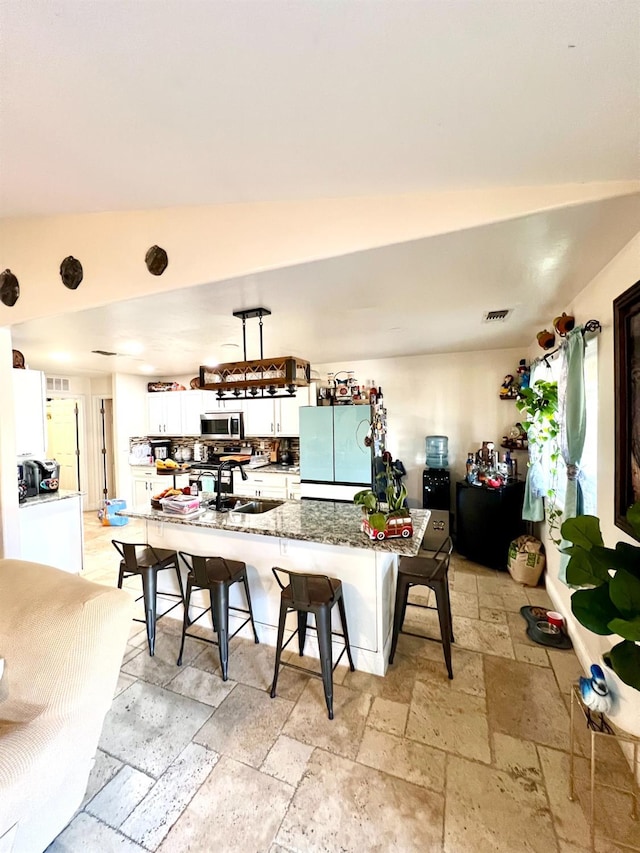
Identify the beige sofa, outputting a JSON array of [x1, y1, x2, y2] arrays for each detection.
[[0, 559, 133, 853]]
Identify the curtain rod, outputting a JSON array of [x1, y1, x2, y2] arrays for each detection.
[[536, 319, 602, 369]]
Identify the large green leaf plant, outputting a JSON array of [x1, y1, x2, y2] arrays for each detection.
[[562, 503, 640, 691]]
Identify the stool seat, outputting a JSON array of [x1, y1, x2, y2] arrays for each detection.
[[196, 556, 246, 584], [270, 567, 354, 720], [389, 536, 454, 678], [280, 576, 342, 606], [177, 551, 259, 681], [112, 540, 184, 657]]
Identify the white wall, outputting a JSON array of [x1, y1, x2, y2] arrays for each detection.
[[538, 231, 640, 739], [316, 348, 525, 509], [112, 373, 149, 507], [0, 328, 19, 557]]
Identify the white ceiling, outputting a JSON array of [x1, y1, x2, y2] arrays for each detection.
[[0, 1, 639, 217], [3, 2, 640, 374]]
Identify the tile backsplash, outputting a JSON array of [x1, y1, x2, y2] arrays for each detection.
[[130, 435, 299, 464]]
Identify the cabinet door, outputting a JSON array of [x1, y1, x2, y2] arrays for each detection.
[[181, 391, 204, 436], [133, 477, 151, 506], [299, 407, 334, 481], [287, 476, 301, 500], [147, 395, 166, 434], [333, 406, 371, 484], [243, 400, 275, 437], [13, 369, 46, 457], [276, 396, 300, 436], [164, 394, 183, 434]]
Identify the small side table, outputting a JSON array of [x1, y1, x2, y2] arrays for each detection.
[[569, 684, 639, 852]]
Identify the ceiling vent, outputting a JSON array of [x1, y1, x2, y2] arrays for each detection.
[[91, 349, 118, 356], [483, 309, 512, 323]]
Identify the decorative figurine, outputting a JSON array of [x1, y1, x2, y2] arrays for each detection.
[[517, 359, 530, 389], [579, 664, 612, 714], [500, 374, 515, 398]]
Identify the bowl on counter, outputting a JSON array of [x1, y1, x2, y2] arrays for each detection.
[[40, 478, 59, 491]]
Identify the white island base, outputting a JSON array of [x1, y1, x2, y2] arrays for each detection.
[[144, 518, 406, 676]]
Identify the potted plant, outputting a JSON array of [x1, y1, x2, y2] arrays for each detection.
[[562, 503, 640, 698], [354, 452, 412, 541], [516, 379, 562, 543]]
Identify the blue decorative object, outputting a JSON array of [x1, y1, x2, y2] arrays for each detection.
[[579, 664, 612, 714]]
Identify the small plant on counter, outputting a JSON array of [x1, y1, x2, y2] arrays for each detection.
[[354, 452, 411, 540], [562, 502, 640, 691]]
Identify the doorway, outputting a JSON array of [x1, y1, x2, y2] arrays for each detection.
[[46, 398, 81, 490]]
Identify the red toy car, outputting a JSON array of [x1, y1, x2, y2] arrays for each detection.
[[362, 512, 413, 541]]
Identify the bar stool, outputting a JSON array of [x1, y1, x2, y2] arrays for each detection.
[[112, 540, 184, 656], [270, 567, 355, 720], [177, 552, 259, 681], [389, 536, 454, 678]]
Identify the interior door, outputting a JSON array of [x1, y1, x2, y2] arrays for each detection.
[[46, 398, 80, 490]]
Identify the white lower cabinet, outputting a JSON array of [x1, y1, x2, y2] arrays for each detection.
[[131, 469, 189, 506]]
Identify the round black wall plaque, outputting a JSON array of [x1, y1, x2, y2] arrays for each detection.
[[60, 256, 83, 290], [145, 245, 168, 276], [0, 269, 20, 307]]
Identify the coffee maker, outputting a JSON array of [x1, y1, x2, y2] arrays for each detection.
[[34, 459, 60, 492], [21, 460, 40, 497]]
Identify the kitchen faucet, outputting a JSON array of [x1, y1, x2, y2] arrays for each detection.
[[215, 460, 248, 511]]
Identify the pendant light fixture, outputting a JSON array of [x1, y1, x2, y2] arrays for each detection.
[[199, 308, 310, 401]]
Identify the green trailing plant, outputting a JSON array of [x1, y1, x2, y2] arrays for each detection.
[[354, 452, 407, 533], [516, 379, 562, 544], [561, 503, 640, 691]]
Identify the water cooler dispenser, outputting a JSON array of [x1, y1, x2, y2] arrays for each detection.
[[422, 436, 451, 551]]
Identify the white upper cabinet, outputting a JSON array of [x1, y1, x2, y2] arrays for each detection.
[[147, 393, 182, 434], [13, 369, 46, 457], [243, 384, 316, 437]]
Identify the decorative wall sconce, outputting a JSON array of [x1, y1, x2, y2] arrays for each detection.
[[59, 256, 83, 290], [145, 245, 168, 276], [536, 329, 556, 350], [0, 269, 20, 307], [553, 312, 575, 336]]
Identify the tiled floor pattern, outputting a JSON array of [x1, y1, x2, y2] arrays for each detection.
[[45, 513, 639, 852]]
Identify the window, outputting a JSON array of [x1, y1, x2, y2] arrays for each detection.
[[539, 335, 598, 515]]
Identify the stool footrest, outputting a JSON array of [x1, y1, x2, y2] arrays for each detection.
[[183, 613, 254, 650], [276, 642, 348, 680]]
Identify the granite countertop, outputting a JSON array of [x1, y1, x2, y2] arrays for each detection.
[[20, 489, 82, 508], [129, 463, 299, 474], [118, 499, 429, 556]]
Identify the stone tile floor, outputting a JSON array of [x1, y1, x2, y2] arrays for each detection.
[[45, 513, 639, 852]]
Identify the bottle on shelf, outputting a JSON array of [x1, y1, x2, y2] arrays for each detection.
[[369, 384, 377, 405]]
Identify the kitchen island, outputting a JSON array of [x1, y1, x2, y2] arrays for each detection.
[[120, 500, 429, 675]]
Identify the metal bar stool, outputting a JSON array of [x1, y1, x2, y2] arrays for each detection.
[[112, 540, 184, 656], [270, 567, 355, 720], [389, 536, 454, 678], [177, 551, 259, 681]]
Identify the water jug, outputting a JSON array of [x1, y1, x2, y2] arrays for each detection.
[[425, 435, 449, 469]]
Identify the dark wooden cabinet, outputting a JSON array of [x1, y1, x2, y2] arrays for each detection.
[[455, 480, 526, 570]]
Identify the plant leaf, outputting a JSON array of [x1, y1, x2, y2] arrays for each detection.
[[561, 515, 603, 550], [607, 616, 640, 642], [565, 547, 609, 587], [609, 569, 640, 619], [614, 542, 640, 578], [605, 640, 640, 690], [369, 512, 386, 532], [571, 586, 620, 635], [626, 502, 640, 539]]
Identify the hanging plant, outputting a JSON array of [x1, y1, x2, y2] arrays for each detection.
[[516, 380, 562, 544]]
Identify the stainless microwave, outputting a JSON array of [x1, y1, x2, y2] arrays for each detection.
[[200, 411, 244, 439]]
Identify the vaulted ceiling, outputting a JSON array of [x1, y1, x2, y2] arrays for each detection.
[[2, 1, 640, 373]]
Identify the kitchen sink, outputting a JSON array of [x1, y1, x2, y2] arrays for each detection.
[[212, 495, 284, 514]]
